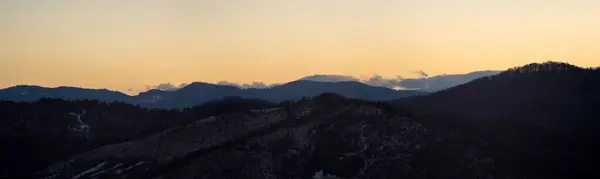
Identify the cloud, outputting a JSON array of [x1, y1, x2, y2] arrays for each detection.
[[411, 70, 429, 89], [216, 81, 273, 89], [413, 70, 429, 78], [216, 81, 241, 87], [156, 83, 177, 90], [146, 83, 188, 91], [242, 82, 268, 88], [361, 75, 405, 89]]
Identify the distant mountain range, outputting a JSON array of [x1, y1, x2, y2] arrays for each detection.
[[397, 70, 500, 91], [0, 80, 425, 108], [297, 70, 500, 92], [0, 70, 499, 108]]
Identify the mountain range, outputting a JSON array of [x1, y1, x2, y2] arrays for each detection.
[[298, 71, 500, 92], [0, 71, 499, 108], [1, 62, 598, 178]]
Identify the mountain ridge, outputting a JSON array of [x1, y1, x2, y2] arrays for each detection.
[[1, 80, 425, 109], [2, 62, 599, 178]]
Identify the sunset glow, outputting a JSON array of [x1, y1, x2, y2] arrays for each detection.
[[1, 0, 599, 94]]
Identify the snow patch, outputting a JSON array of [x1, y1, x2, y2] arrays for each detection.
[[71, 162, 107, 179], [115, 162, 145, 174], [249, 107, 280, 113], [196, 116, 217, 124]]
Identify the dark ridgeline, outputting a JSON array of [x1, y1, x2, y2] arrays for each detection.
[[0, 61, 598, 179], [0, 85, 130, 102], [397, 70, 501, 92], [395, 61, 600, 178], [0, 80, 426, 109]]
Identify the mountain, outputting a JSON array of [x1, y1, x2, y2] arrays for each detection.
[[133, 82, 245, 108], [31, 94, 478, 179], [395, 61, 600, 177], [0, 70, 500, 106], [398, 70, 501, 92], [1, 81, 425, 109], [251, 80, 425, 102], [29, 88, 599, 179], [397, 62, 600, 131], [0, 97, 278, 178], [297, 71, 500, 92], [0, 85, 129, 102], [3, 62, 598, 178], [298, 74, 359, 82], [0, 99, 188, 178]]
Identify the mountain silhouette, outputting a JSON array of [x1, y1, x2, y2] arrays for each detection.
[[1, 81, 425, 109], [298, 74, 360, 82], [297, 71, 500, 91], [398, 70, 500, 91], [2, 62, 599, 179], [0, 85, 129, 102], [395, 61, 600, 178], [397, 62, 599, 131]]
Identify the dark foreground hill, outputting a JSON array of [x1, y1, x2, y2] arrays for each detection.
[[0, 97, 277, 178], [396, 61, 600, 133], [32, 94, 438, 179], [26, 92, 598, 179], [395, 61, 600, 178]]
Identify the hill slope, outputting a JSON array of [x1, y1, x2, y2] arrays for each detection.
[[31, 90, 597, 179], [397, 62, 600, 131], [395, 61, 600, 178], [0, 97, 277, 178]]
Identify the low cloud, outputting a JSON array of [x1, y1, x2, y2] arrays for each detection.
[[217, 81, 274, 89], [413, 70, 429, 78], [216, 81, 240, 87], [146, 83, 188, 91], [242, 82, 268, 88], [411, 70, 429, 89], [361, 75, 405, 89]]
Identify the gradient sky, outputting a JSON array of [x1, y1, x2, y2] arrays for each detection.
[[1, 0, 599, 94]]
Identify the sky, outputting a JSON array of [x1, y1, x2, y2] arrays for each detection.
[[1, 0, 599, 94]]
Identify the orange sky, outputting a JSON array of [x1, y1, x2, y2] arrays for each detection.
[[1, 0, 599, 94]]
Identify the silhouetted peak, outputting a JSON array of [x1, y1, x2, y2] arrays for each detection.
[[139, 89, 166, 95], [179, 82, 238, 90], [298, 74, 359, 82], [2, 85, 42, 90], [285, 80, 366, 86], [506, 61, 583, 74], [187, 82, 213, 86]]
